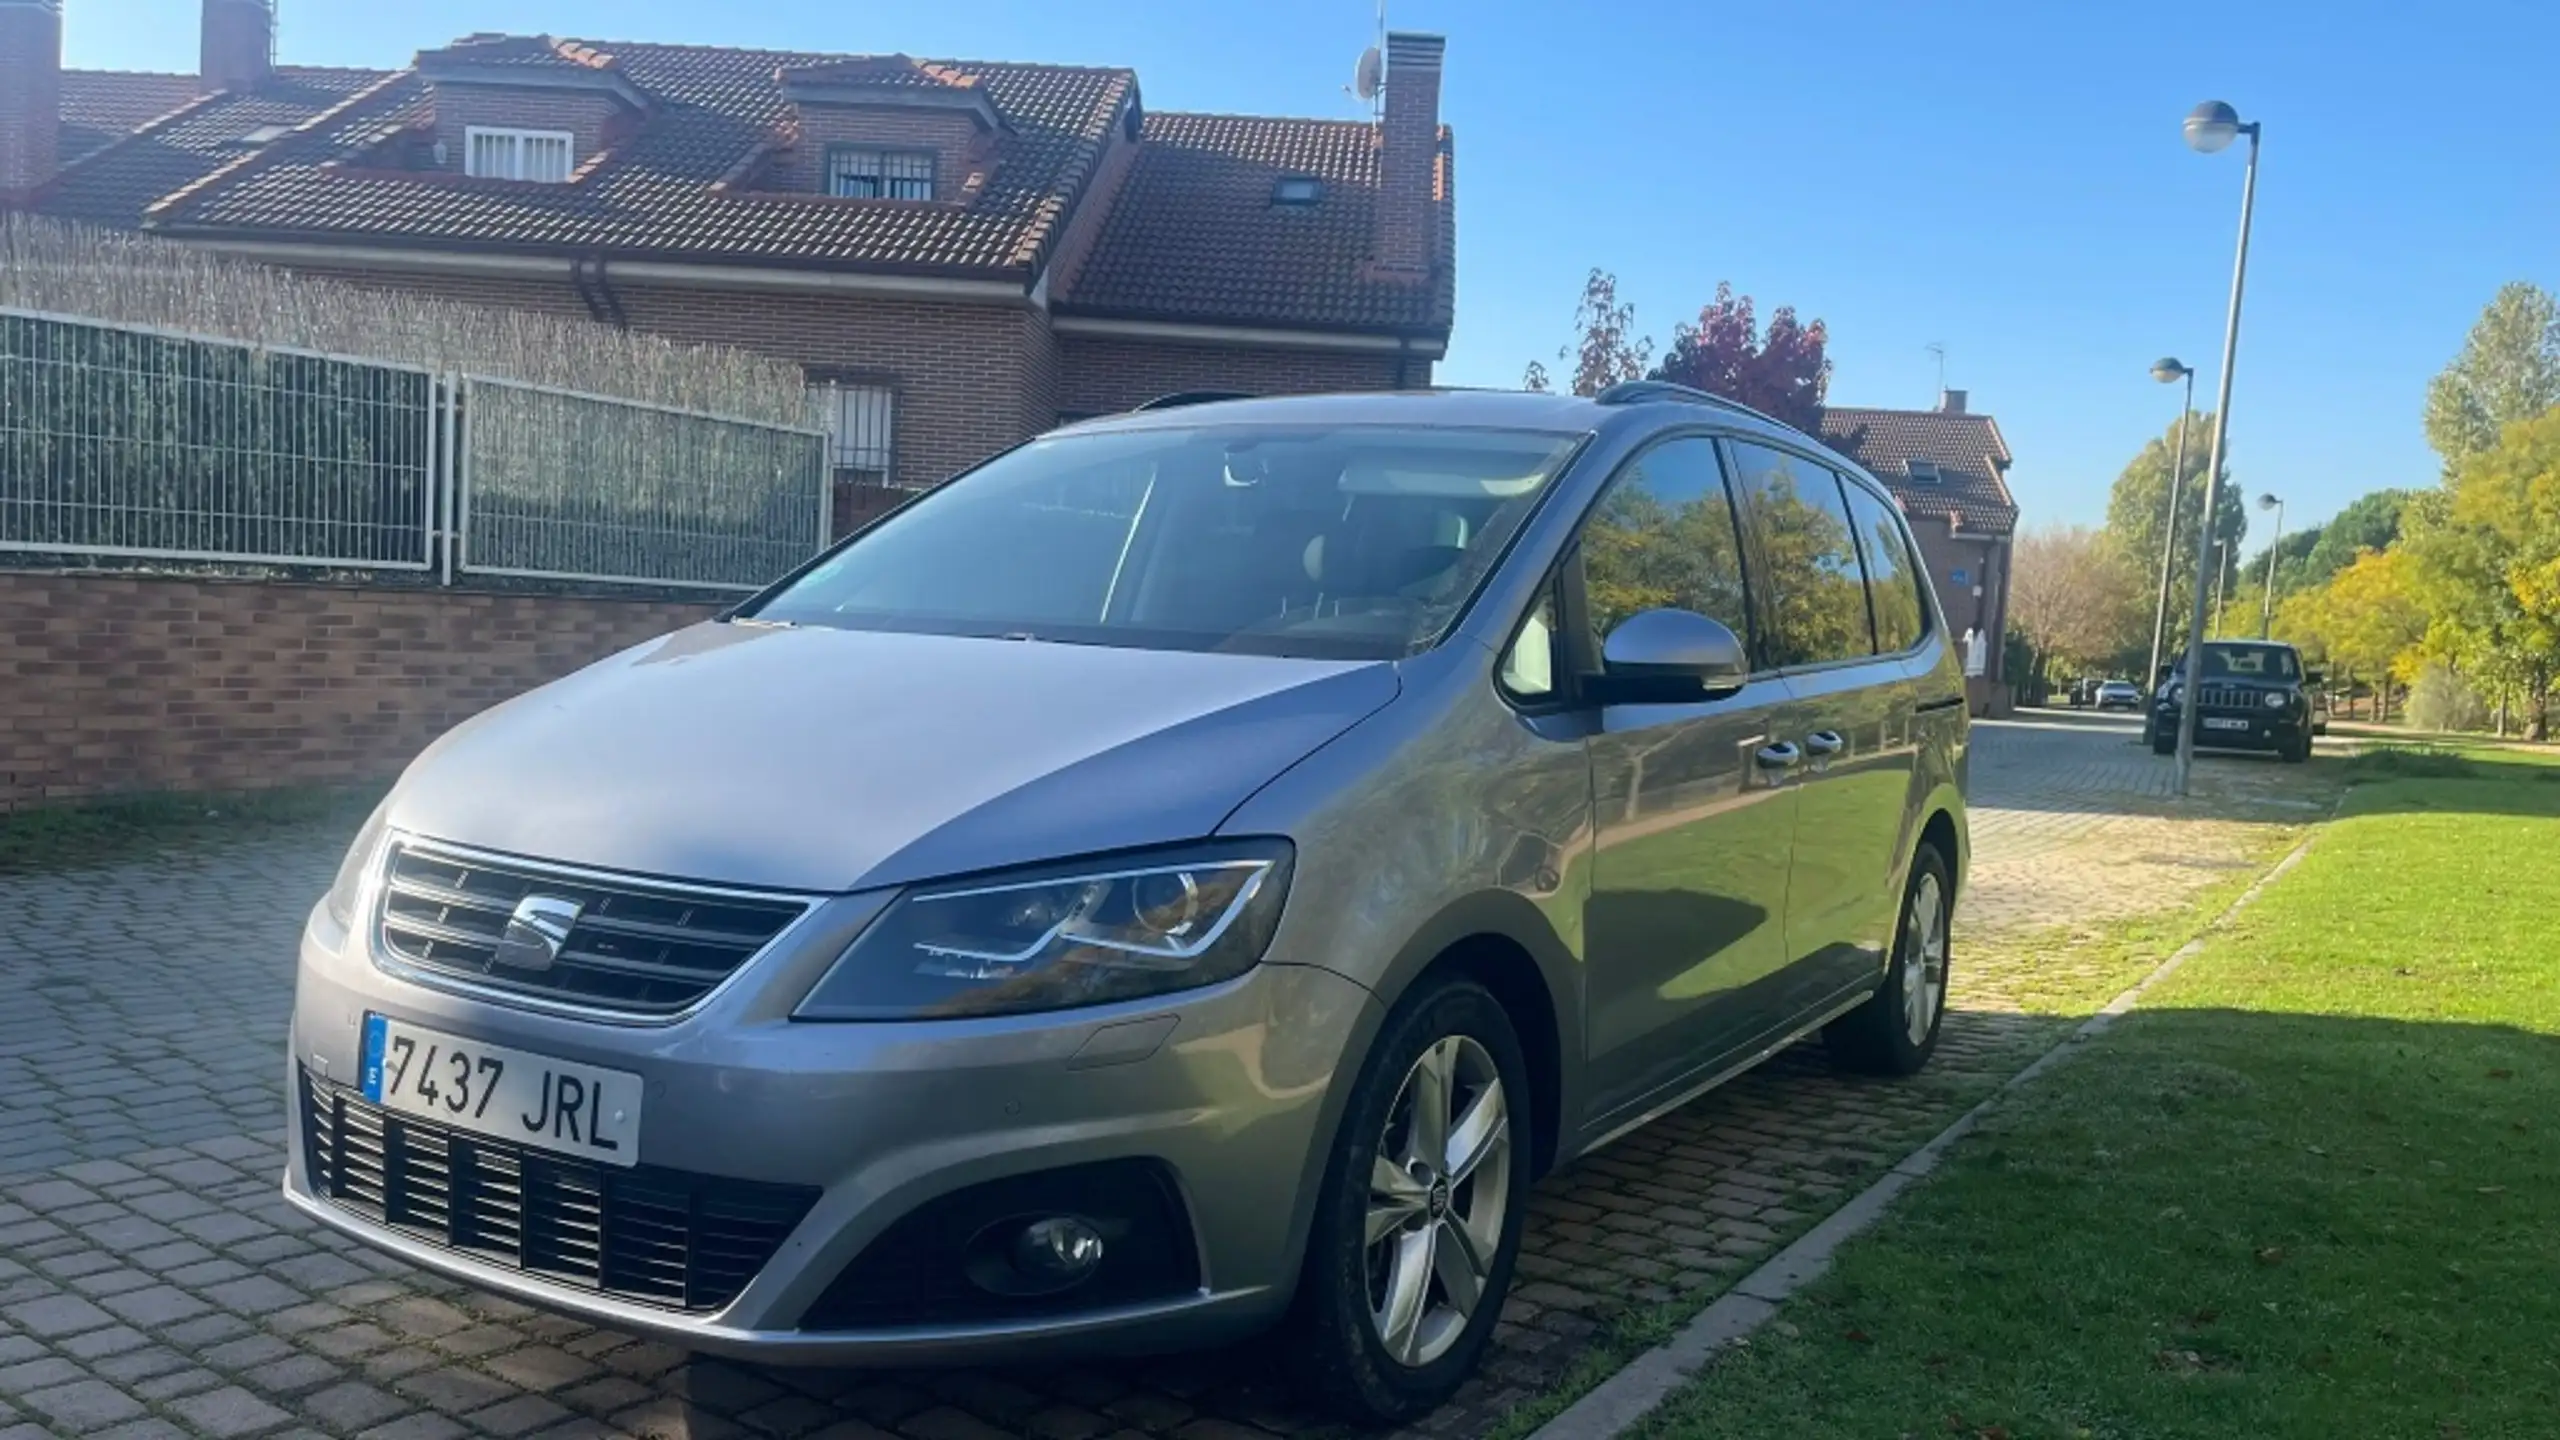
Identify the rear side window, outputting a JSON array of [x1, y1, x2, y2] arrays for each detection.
[[1578, 436, 1753, 657], [1842, 482, 1926, 652], [1728, 443, 1874, 667]]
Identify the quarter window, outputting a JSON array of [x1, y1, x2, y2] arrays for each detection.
[[828, 148, 935, 200], [1499, 591, 1558, 701], [1579, 437, 1752, 659], [1729, 443, 1875, 667], [465, 127, 575, 183], [1842, 482, 1926, 652]]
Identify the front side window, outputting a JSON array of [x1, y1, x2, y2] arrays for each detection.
[[828, 148, 936, 200], [1579, 436, 1752, 657], [465, 127, 575, 183], [1842, 481, 1926, 652], [1729, 442, 1874, 667], [750, 424, 1585, 660]]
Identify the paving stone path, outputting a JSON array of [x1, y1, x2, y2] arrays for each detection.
[[0, 714, 2338, 1439]]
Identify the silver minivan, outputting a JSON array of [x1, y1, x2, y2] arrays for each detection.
[[286, 383, 1967, 1422]]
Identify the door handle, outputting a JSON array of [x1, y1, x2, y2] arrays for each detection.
[[1805, 730, 1846, 758], [1754, 741, 1802, 771]]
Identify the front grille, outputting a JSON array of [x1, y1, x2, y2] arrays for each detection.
[[374, 840, 807, 1015], [2197, 684, 2260, 711], [299, 1069, 818, 1313]]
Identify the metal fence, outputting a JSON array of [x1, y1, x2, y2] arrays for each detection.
[[1, 308, 436, 568], [0, 307, 829, 592], [462, 379, 827, 592]]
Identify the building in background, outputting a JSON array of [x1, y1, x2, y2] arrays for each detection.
[[2, 1, 1456, 532], [1820, 390, 2020, 714]]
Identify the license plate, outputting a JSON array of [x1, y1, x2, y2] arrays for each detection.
[[360, 1015, 642, 1167], [2203, 717, 2251, 731]]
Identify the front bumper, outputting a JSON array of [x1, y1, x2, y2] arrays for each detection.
[[284, 889, 1379, 1363], [2155, 708, 2307, 751]]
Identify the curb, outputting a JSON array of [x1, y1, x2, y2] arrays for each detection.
[[1526, 832, 2322, 1440]]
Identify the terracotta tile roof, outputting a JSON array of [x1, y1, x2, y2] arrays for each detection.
[[58, 73, 205, 163], [1057, 111, 1454, 335], [1819, 406, 2020, 535], [42, 68, 389, 229], [415, 34, 621, 72], [780, 54, 979, 91], [135, 41, 1132, 279]]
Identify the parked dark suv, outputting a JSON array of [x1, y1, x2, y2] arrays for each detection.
[[2150, 639, 2316, 762]]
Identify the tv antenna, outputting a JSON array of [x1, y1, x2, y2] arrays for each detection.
[[1347, 0, 1386, 116], [1925, 341, 1947, 398]]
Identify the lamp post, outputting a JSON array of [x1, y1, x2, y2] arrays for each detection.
[[2145, 358, 2196, 702], [2257, 492, 2286, 638], [2173, 100, 2260, 799], [2212, 540, 2230, 636]]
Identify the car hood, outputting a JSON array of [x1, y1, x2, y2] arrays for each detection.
[[388, 622, 1400, 893]]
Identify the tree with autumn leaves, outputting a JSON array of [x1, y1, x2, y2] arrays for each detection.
[[1522, 270, 1831, 433]]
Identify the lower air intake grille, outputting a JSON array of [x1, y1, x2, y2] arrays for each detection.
[[299, 1069, 817, 1313]]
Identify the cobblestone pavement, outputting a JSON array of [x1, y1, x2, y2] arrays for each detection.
[[0, 717, 2341, 1440]]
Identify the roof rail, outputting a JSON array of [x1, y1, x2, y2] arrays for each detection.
[[1133, 390, 1256, 412], [1591, 380, 1786, 429]]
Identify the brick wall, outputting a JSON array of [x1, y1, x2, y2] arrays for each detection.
[[430, 84, 628, 176], [0, 0, 61, 195], [768, 104, 986, 200], [1055, 336, 1417, 417], [0, 571, 713, 811]]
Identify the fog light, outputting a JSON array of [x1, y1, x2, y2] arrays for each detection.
[[1013, 1216, 1106, 1285]]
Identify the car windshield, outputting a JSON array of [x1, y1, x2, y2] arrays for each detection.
[[2198, 644, 2300, 680], [746, 423, 1585, 659]]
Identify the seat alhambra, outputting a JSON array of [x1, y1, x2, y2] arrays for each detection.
[[287, 382, 1968, 1421]]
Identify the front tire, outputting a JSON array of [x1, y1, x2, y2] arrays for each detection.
[[1827, 844, 1953, 1076], [1291, 977, 1532, 1425]]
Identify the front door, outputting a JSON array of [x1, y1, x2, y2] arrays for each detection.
[[1577, 436, 1801, 1122], [1731, 444, 1915, 1005]]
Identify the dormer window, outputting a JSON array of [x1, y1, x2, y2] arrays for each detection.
[[466, 126, 576, 183], [1272, 175, 1324, 206], [827, 147, 935, 201], [1901, 459, 1943, 484]]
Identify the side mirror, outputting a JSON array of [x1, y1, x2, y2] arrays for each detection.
[[2305, 669, 2326, 686], [1593, 608, 1748, 704]]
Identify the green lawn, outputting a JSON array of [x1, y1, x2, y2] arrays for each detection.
[[1642, 748, 2560, 1440]]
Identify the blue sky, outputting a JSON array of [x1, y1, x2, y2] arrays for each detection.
[[65, 1, 2560, 540]]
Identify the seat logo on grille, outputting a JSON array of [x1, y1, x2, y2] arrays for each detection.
[[494, 895, 584, 972]]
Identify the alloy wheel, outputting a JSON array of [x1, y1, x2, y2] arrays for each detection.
[[1364, 1034, 1512, 1368], [1902, 871, 1949, 1045]]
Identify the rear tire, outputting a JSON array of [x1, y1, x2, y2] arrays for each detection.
[[1826, 843, 1953, 1076], [1291, 977, 1533, 1425]]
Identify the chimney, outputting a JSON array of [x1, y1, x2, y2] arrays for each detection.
[[1369, 30, 1443, 282], [0, 0, 61, 197], [201, 0, 274, 93], [1938, 388, 1968, 414]]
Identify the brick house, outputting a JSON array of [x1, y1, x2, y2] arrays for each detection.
[[1818, 391, 2020, 708], [3, 1, 1456, 528]]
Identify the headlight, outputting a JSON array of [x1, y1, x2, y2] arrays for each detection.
[[320, 800, 393, 932], [2167, 682, 2185, 705], [795, 841, 1294, 1021], [2265, 690, 2288, 709]]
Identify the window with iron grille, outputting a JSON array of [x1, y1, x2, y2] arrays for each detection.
[[811, 382, 896, 485], [465, 127, 575, 183], [826, 148, 935, 201]]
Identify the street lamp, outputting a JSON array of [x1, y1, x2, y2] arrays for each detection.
[[2145, 358, 2197, 703], [2173, 100, 2262, 799], [2257, 492, 2286, 638]]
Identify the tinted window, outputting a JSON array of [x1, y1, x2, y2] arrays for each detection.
[[1842, 481, 1925, 652], [1579, 437, 1752, 655], [1730, 443, 1874, 666], [751, 425, 1583, 660], [2199, 644, 2300, 680]]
